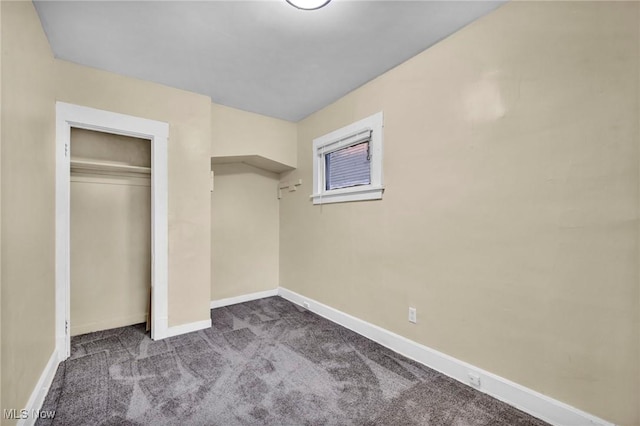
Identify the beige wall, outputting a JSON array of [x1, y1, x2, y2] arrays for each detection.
[[71, 178, 151, 335], [71, 128, 151, 167], [211, 163, 279, 301], [1, 0, 4, 416], [211, 103, 297, 168], [210, 105, 293, 301], [280, 2, 639, 425], [70, 129, 151, 336], [54, 60, 212, 328], [1, 1, 56, 421]]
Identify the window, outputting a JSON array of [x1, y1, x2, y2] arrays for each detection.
[[325, 141, 370, 190], [312, 111, 383, 204]]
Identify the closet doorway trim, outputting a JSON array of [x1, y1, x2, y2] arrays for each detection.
[[55, 102, 169, 361]]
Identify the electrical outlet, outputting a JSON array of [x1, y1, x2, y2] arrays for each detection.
[[303, 301, 310, 309], [408, 307, 417, 323], [468, 372, 481, 388]]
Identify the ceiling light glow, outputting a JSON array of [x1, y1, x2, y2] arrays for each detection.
[[286, 0, 331, 10]]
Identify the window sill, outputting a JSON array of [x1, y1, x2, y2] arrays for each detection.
[[310, 186, 384, 205]]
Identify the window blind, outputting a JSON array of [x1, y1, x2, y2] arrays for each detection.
[[325, 141, 371, 190]]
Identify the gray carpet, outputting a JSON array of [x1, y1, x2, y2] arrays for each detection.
[[38, 296, 548, 425]]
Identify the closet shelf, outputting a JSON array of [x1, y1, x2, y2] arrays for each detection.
[[70, 159, 151, 176]]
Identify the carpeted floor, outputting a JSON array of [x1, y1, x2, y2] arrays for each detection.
[[38, 296, 548, 425]]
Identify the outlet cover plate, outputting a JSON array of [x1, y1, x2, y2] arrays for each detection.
[[408, 307, 417, 323]]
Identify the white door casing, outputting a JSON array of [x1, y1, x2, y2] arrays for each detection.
[[55, 102, 169, 360]]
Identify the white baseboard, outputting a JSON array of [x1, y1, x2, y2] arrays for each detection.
[[278, 287, 614, 426], [164, 319, 212, 339], [16, 350, 60, 426], [210, 289, 279, 309]]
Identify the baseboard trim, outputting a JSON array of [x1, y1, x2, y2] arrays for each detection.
[[210, 289, 279, 309], [164, 319, 212, 339], [277, 287, 614, 426], [16, 350, 60, 426]]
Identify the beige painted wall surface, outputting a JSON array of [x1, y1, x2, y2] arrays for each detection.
[[211, 163, 279, 301], [211, 103, 297, 168], [54, 60, 212, 328], [0, 1, 55, 421], [70, 129, 151, 336], [71, 128, 151, 167], [1, 0, 4, 417], [70, 178, 151, 335], [280, 2, 639, 425]]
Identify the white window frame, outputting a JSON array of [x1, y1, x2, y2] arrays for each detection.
[[311, 111, 384, 205]]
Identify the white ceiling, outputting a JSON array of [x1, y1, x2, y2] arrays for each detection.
[[34, 1, 505, 122]]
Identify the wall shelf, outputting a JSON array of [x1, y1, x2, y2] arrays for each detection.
[[70, 159, 151, 177], [211, 155, 295, 174]]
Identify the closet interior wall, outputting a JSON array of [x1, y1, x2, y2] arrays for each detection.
[[70, 128, 151, 336]]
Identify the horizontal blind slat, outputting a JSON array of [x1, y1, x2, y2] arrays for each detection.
[[326, 141, 371, 190]]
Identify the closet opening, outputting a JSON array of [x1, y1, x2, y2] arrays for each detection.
[[56, 102, 170, 361], [69, 128, 152, 337]]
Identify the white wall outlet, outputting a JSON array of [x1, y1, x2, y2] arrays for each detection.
[[468, 372, 481, 388], [408, 307, 417, 323], [303, 301, 310, 309]]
